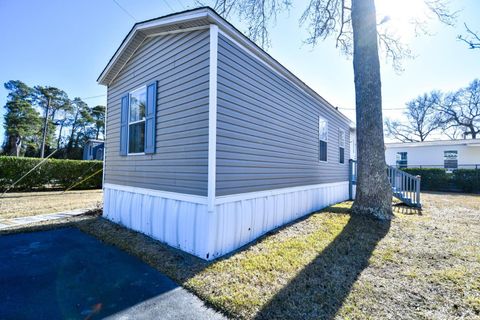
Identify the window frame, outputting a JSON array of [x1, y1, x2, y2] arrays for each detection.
[[338, 128, 345, 164], [318, 116, 328, 163], [396, 151, 408, 169], [127, 85, 147, 156], [444, 150, 458, 170]]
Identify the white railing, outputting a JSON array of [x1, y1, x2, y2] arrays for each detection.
[[349, 160, 422, 208], [387, 166, 421, 207]]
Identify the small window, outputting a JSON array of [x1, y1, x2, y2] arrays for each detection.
[[396, 152, 408, 169], [444, 150, 458, 170], [128, 86, 147, 154], [339, 129, 345, 164], [319, 116, 328, 162]]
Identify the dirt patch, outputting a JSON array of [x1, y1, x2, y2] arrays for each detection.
[[0, 189, 102, 219]]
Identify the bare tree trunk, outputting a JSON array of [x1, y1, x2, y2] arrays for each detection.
[[57, 119, 66, 150], [8, 136, 21, 157], [351, 0, 392, 219], [40, 98, 51, 158]]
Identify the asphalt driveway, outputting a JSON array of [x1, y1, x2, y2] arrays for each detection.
[[0, 228, 224, 320]]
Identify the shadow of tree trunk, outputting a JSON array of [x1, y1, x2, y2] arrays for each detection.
[[254, 214, 391, 320]]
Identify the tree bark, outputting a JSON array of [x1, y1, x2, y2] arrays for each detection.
[[40, 97, 51, 158], [351, 0, 392, 219], [57, 122, 64, 150], [8, 135, 21, 157]]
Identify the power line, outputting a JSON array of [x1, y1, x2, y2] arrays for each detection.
[[177, 0, 187, 10], [81, 94, 107, 100], [112, 0, 137, 21], [338, 107, 407, 111], [163, 0, 175, 12]]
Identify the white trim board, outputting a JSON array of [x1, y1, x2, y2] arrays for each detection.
[[108, 26, 210, 86], [98, 10, 210, 84], [207, 24, 219, 214], [215, 181, 349, 205], [104, 181, 349, 206], [103, 183, 207, 205]]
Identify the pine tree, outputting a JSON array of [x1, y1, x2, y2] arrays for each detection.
[[3, 81, 41, 156]]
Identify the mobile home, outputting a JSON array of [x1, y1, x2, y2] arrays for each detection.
[[98, 7, 354, 260], [385, 139, 480, 170]]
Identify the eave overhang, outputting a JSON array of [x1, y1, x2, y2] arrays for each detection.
[[97, 7, 351, 123]]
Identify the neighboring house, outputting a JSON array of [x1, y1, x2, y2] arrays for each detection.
[[385, 139, 480, 170], [83, 139, 104, 160], [98, 7, 354, 260]]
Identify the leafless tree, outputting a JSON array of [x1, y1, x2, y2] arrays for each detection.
[[385, 92, 442, 142], [209, 0, 456, 219], [443, 126, 464, 140], [439, 79, 480, 139], [458, 23, 480, 49]]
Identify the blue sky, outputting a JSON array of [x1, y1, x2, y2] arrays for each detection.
[[0, 0, 479, 144]]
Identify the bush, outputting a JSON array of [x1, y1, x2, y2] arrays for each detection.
[[402, 168, 450, 191], [452, 169, 480, 193], [402, 167, 480, 193], [0, 156, 102, 191]]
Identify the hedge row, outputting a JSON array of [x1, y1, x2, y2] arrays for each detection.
[[0, 156, 103, 191], [402, 168, 480, 193]]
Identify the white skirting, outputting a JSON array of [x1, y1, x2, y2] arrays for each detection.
[[103, 184, 211, 259], [103, 181, 349, 260]]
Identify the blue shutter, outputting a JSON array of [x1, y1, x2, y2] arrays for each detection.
[[145, 81, 157, 154], [120, 94, 129, 156]]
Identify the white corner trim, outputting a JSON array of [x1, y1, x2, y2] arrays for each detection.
[[215, 181, 349, 205], [102, 101, 108, 190], [104, 183, 207, 205], [207, 24, 219, 213]]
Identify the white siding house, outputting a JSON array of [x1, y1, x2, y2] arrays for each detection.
[[385, 139, 480, 170]]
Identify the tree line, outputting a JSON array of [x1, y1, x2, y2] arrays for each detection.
[[2, 80, 105, 159], [385, 78, 480, 142]]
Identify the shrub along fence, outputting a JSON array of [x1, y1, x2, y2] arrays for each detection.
[[0, 156, 103, 192], [402, 168, 480, 193]]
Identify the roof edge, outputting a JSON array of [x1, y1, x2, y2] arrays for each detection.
[[97, 7, 212, 84], [386, 138, 480, 148], [97, 6, 352, 123]]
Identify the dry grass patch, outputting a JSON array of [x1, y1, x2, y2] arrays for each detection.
[[0, 189, 102, 219]]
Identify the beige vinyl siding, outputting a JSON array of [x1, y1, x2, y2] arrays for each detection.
[[104, 29, 210, 196], [216, 34, 351, 196]]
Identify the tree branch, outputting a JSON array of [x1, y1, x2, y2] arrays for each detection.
[[458, 23, 480, 49]]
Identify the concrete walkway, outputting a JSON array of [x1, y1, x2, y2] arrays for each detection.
[[0, 227, 226, 319], [0, 209, 86, 230]]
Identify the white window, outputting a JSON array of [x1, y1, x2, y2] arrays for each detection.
[[396, 152, 408, 168], [339, 129, 345, 164], [319, 116, 328, 162], [128, 86, 147, 154], [444, 150, 458, 170]]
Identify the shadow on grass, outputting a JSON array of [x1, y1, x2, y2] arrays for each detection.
[[254, 209, 391, 320], [393, 203, 423, 216]]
